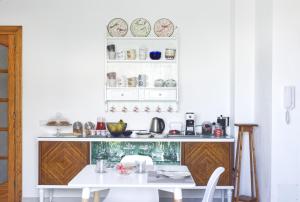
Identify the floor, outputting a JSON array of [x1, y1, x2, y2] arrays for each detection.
[[22, 198, 226, 202]]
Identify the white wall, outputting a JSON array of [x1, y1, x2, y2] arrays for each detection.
[[232, 0, 255, 196], [272, 0, 300, 201], [254, 0, 273, 201], [0, 0, 233, 198]]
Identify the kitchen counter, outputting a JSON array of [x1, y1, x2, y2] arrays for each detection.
[[37, 134, 234, 142], [37, 133, 234, 202]]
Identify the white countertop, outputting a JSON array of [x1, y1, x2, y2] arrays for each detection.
[[37, 134, 234, 142]]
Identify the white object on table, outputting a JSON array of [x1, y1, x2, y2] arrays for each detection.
[[120, 154, 153, 166], [68, 165, 195, 202]]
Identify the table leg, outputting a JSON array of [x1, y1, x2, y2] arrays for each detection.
[[82, 187, 91, 202], [227, 189, 232, 202], [173, 188, 182, 202], [94, 191, 100, 202], [39, 189, 44, 202], [49, 189, 53, 202], [222, 189, 225, 202]]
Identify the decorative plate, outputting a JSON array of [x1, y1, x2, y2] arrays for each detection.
[[130, 18, 151, 37], [107, 18, 128, 37], [154, 18, 175, 37]]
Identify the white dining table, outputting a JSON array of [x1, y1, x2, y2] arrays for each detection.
[[68, 165, 196, 202]]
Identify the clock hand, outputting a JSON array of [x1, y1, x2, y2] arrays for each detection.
[[117, 28, 126, 32], [110, 23, 119, 29]]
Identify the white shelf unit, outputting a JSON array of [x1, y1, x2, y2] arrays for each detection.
[[104, 32, 179, 112]]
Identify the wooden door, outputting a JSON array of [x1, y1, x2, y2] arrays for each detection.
[[0, 27, 22, 202], [181, 142, 234, 186]]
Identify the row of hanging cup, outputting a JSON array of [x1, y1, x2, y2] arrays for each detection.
[[109, 106, 174, 113]]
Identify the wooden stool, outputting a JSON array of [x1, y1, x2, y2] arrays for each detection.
[[233, 124, 259, 202]]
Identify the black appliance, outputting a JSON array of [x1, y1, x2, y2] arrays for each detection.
[[217, 115, 230, 135], [185, 112, 195, 135]]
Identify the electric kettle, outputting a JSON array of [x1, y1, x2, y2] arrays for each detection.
[[149, 117, 165, 134]]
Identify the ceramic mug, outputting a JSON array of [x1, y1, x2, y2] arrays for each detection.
[[107, 72, 116, 79], [138, 74, 147, 87], [154, 79, 165, 87], [165, 48, 176, 60], [117, 76, 127, 87], [116, 51, 126, 60], [128, 77, 137, 87], [107, 79, 117, 87], [127, 49, 136, 60], [139, 48, 148, 60]]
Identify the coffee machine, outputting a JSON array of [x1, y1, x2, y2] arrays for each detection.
[[185, 112, 195, 135], [217, 115, 230, 135]]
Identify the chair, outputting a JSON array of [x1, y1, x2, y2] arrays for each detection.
[[104, 155, 158, 202], [202, 167, 225, 202]]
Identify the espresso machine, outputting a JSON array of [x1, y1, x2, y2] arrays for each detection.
[[185, 112, 195, 135], [217, 115, 230, 135]]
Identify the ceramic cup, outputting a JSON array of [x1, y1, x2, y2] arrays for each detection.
[[128, 77, 137, 87], [139, 48, 148, 60], [127, 49, 136, 60], [116, 51, 126, 60], [164, 79, 177, 87], [108, 51, 116, 60], [165, 48, 176, 60], [107, 72, 116, 79], [138, 74, 147, 87], [117, 76, 127, 87], [154, 79, 165, 87], [107, 44, 115, 52], [107, 79, 117, 87]]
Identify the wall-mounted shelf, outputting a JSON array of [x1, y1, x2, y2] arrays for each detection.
[[104, 30, 179, 112], [107, 60, 176, 64]]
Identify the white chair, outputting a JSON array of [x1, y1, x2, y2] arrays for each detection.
[[202, 167, 225, 202], [104, 155, 158, 202]]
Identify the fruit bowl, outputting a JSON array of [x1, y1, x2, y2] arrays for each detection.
[[107, 122, 127, 137]]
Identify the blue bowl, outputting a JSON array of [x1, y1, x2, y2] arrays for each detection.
[[150, 51, 161, 60]]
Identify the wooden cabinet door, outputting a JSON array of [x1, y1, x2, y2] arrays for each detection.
[[181, 142, 234, 186], [39, 141, 90, 185]]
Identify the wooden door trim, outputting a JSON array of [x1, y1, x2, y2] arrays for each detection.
[[0, 26, 22, 201]]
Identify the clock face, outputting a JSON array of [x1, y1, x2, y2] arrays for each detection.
[[154, 18, 175, 37], [130, 18, 151, 37], [107, 18, 128, 37]]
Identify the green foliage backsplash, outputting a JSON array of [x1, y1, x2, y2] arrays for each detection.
[[92, 142, 180, 165]]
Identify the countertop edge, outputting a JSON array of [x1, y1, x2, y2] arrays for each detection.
[[36, 136, 235, 142]]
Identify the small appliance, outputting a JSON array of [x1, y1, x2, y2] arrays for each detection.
[[150, 117, 165, 134], [185, 112, 195, 135], [217, 115, 230, 135]]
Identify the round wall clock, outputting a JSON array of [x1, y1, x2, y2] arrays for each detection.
[[107, 18, 128, 37], [154, 18, 175, 37], [130, 18, 151, 37]]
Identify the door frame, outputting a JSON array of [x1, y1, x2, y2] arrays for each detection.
[[0, 26, 22, 201]]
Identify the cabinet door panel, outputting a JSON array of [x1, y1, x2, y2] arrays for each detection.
[[144, 89, 177, 100], [106, 89, 139, 100], [181, 142, 233, 186], [39, 141, 90, 185]]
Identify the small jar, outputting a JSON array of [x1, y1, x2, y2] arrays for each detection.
[[214, 124, 223, 137]]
